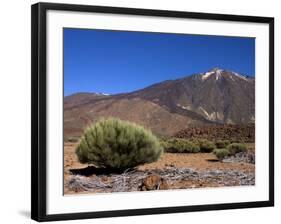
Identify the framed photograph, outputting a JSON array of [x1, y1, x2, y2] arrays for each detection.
[[31, 2, 274, 222]]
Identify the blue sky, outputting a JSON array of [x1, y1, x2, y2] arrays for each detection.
[[64, 28, 255, 96]]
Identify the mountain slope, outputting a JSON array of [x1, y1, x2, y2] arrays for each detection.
[[128, 68, 255, 124], [64, 97, 206, 137], [64, 68, 255, 138]]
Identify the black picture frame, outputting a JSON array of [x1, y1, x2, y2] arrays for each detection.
[[31, 2, 274, 222]]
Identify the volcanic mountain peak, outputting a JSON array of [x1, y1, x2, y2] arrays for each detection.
[[64, 68, 255, 138], [201, 68, 223, 81], [200, 67, 251, 82]]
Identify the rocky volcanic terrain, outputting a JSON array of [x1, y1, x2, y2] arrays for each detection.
[[63, 68, 255, 194], [174, 123, 255, 142], [64, 68, 255, 138], [64, 142, 255, 194]]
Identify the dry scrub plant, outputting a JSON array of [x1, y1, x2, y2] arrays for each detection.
[[76, 118, 163, 169]]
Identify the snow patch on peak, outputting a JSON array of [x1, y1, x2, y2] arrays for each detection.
[[229, 75, 235, 81], [202, 71, 214, 80], [232, 72, 248, 81], [202, 68, 223, 81], [177, 103, 192, 110], [215, 69, 222, 80], [201, 68, 249, 82], [211, 67, 223, 73], [94, 92, 110, 96]]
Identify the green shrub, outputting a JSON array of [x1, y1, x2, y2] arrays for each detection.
[[213, 148, 230, 161], [76, 118, 163, 169], [159, 139, 170, 150], [197, 139, 216, 153], [215, 140, 230, 149], [227, 143, 247, 155], [161, 138, 200, 153]]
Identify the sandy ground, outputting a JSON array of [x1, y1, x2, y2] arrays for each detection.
[[64, 142, 255, 194]]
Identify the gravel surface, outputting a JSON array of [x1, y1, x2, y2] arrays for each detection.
[[65, 167, 255, 194], [64, 142, 255, 194], [223, 152, 255, 164]]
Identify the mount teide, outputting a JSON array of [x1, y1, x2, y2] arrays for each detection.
[[64, 68, 255, 137]]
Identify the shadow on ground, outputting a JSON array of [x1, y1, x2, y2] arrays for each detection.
[[206, 159, 220, 162], [69, 166, 133, 176]]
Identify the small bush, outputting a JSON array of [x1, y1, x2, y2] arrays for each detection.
[[76, 118, 163, 169], [159, 139, 170, 150], [161, 138, 200, 153], [227, 143, 247, 155], [215, 140, 230, 149], [197, 139, 216, 153], [213, 148, 230, 161]]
